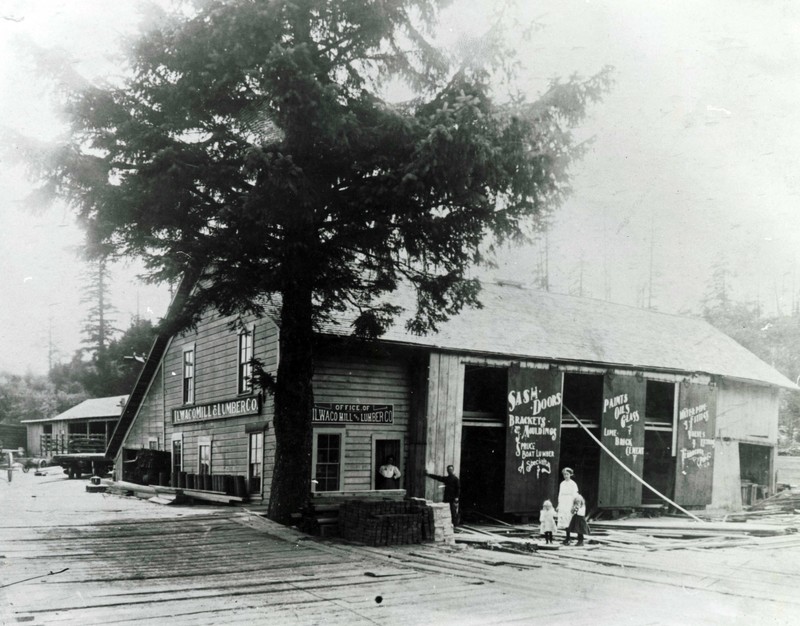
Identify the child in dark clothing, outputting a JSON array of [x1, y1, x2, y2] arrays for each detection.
[[563, 493, 589, 546]]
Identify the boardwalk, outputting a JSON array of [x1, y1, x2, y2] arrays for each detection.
[[2, 470, 799, 625]]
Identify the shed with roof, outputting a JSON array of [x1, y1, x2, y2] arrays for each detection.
[[22, 395, 128, 457]]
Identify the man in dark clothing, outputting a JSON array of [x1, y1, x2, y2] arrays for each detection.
[[425, 465, 460, 526]]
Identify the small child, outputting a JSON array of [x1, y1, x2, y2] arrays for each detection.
[[563, 493, 589, 546], [539, 499, 557, 544]]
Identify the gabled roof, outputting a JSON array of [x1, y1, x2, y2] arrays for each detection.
[[106, 273, 196, 458], [108, 278, 795, 457], [22, 395, 128, 424], [318, 281, 797, 390]]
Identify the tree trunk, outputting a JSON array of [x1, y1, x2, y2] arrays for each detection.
[[267, 259, 315, 524]]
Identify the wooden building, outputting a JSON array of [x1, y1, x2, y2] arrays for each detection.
[[108, 281, 795, 514], [23, 395, 127, 457]]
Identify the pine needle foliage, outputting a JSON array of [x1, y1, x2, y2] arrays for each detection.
[[33, 0, 611, 521]]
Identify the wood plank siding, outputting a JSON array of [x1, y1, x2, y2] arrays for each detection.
[[423, 353, 464, 502], [711, 380, 780, 510], [123, 364, 166, 451], [313, 350, 413, 493], [117, 310, 279, 499]]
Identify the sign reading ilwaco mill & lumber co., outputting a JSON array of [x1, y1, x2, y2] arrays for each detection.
[[312, 403, 394, 424], [172, 397, 261, 424]]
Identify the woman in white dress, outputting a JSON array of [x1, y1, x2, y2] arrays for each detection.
[[557, 467, 579, 529]]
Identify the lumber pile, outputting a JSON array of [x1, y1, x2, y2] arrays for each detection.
[[298, 489, 406, 536], [429, 503, 456, 544], [451, 510, 800, 555], [745, 487, 800, 513], [339, 499, 435, 546]]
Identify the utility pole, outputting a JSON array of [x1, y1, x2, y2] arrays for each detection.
[[647, 213, 655, 309]]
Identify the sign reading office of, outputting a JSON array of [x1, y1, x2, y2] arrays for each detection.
[[312, 403, 394, 424]]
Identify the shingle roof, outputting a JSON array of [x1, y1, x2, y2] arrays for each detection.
[[21, 395, 128, 424], [319, 281, 797, 389]]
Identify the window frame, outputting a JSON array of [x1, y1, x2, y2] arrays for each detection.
[[248, 430, 264, 495], [198, 437, 212, 475], [182, 343, 195, 405], [171, 433, 183, 474], [238, 325, 255, 395], [311, 428, 346, 493]]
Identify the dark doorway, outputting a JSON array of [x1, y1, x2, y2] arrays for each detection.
[[374, 438, 402, 489], [643, 381, 676, 503], [560, 373, 603, 511], [461, 365, 507, 519], [460, 426, 505, 518], [642, 430, 675, 503], [740, 443, 771, 504]]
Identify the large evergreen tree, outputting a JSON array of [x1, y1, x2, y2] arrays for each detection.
[[33, 0, 610, 522]]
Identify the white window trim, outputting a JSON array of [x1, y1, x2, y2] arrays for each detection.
[[371, 433, 404, 490], [182, 343, 196, 405], [248, 430, 265, 496], [148, 437, 159, 450], [237, 325, 255, 395], [198, 436, 212, 474], [311, 427, 346, 493], [171, 432, 184, 472]]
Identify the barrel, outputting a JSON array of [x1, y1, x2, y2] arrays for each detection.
[[234, 475, 246, 497]]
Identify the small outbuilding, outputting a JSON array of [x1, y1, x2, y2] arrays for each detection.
[[23, 395, 128, 457], [108, 281, 795, 515]]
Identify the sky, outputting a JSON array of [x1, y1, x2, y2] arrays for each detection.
[[1, 0, 800, 374]]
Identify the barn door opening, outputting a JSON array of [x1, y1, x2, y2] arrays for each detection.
[[460, 365, 506, 520], [560, 373, 602, 512], [461, 426, 505, 517], [643, 381, 676, 504], [739, 443, 771, 505]]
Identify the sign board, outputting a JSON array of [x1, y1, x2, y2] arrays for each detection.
[[504, 364, 563, 513], [172, 396, 260, 424], [312, 403, 394, 424], [674, 383, 716, 506], [598, 374, 646, 507]]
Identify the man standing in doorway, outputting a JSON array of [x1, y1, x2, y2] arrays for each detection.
[[426, 465, 461, 526]]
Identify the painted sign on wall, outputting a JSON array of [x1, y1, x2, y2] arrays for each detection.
[[172, 397, 261, 424], [312, 404, 394, 424], [598, 374, 646, 507], [674, 383, 716, 506], [504, 364, 563, 513]]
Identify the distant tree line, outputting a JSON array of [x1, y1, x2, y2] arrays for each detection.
[[0, 260, 157, 426]]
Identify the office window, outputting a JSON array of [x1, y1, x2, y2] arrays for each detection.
[[172, 438, 183, 474], [313, 430, 343, 492], [248, 431, 263, 494], [198, 442, 211, 475], [182, 346, 195, 404], [238, 328, 254, 394]]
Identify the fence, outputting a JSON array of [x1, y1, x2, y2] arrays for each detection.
[[40, 434, 107, 455]]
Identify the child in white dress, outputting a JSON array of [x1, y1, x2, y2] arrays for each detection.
[[539, 499, 557, 544]]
